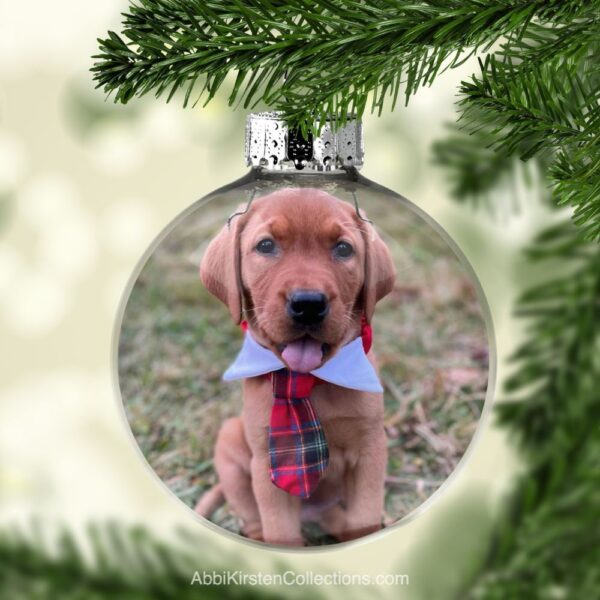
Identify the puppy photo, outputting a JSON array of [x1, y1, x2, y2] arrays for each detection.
[[117, 182, 489, 549], [194, 187, 395, 546]]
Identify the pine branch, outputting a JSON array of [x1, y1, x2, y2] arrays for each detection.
[[93, 0, 600, 236], [439, 18, 600, 238], [431, 118, 552, 207], [459, 58, 596, 159], [466, 223, 600, 597], [433, 17, 600, 586], [0, 521, 289, 599], [432, 13, 600, 585], [469, 445, 600, 598], [500, 223, 599, 460], [92, 0, 582, 131]]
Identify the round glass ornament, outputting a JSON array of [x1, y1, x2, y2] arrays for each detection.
[[116, 112, 494, 548]]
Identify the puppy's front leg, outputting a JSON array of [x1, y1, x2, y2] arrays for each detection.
[[250, 456, 303, 546], [341, 428, 387, 541]]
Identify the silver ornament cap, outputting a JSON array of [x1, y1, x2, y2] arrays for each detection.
[[245, 111, 364, 171]]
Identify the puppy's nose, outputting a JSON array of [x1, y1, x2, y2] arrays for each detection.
[[287, 290, 329, 326]]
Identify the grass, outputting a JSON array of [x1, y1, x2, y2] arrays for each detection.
[[118, 192, 489, 545]]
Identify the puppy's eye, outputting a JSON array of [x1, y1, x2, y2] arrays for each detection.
[[333, 241, 354, 259], [255, 238, 278, 255]]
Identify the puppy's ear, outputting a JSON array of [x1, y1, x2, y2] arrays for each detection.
[[359, 221, 396, 323], [200, 210, 247, 324]]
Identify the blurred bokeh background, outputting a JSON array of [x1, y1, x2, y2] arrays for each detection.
[[0, 1, 557, 597]]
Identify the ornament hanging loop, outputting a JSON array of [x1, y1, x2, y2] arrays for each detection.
[[227, 190, 257, 229]]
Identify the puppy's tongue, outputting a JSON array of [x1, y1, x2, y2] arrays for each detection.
[[281, 338, 323, 373]]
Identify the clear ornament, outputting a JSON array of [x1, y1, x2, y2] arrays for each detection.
[[116, 112, 493, 548]]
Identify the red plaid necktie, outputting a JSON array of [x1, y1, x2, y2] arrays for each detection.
[[268, 370, 328, 498], [240, 317, 373, 499]]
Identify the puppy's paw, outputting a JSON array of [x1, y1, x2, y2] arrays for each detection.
[[317, 504, 348, 538], [242, 523, 264, 542], [337, 520, 383, 542], [263, 535, 304, 547]]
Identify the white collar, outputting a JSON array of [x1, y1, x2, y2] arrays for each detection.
[[223, 331, 383, 393]]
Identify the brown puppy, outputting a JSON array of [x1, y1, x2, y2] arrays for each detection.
[[195, 187, 395, 546]]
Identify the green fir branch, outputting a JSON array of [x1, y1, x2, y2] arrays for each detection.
[[0, 522, 289, 599], [467, 223, 600, 598], [93, 0, 600, 237], [92, 0, 582, 128], [429, 7, 600, 592], [501, 223, 599, 461], [435, 18, 600, 237], [431, 117, 552, 208], [458, 57, 596, 160]]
